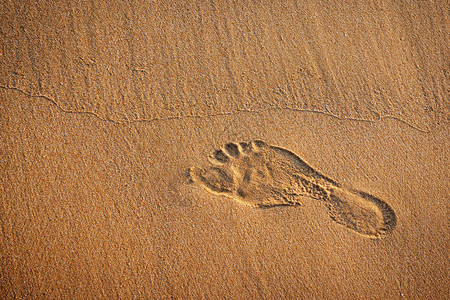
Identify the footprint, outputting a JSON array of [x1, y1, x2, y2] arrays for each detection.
[[188, 140, 396, 238]]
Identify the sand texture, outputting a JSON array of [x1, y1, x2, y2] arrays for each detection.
[[1, 0, 448, 299]]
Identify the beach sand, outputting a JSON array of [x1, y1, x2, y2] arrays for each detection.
[[1, 1, 448, 298]]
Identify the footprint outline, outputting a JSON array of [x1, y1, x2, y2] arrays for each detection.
[[188, 140, 397, 238]]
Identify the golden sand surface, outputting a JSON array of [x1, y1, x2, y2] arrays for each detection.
[[1, 1, 448, 298]]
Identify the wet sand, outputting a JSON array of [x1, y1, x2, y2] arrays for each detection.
[[1, 1, 448, 298]]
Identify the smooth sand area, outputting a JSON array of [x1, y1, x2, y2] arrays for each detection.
[[1, 1, 448, 298]]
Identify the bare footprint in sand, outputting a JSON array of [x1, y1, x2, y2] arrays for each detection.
[[188, 140, 396, 238]]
